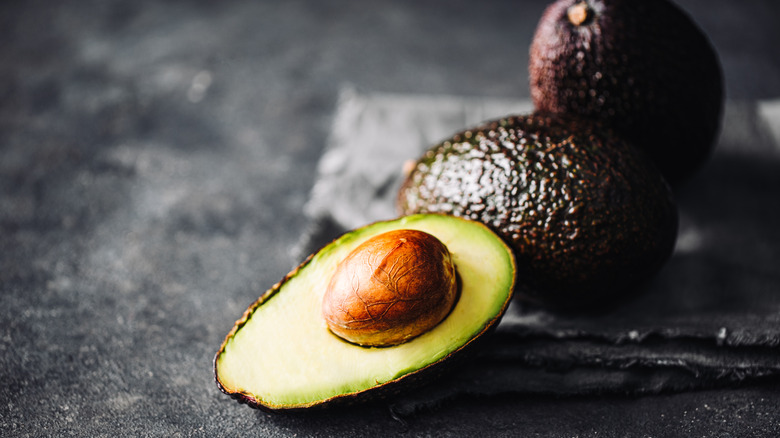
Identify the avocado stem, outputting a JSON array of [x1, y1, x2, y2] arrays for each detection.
[[567, 1, 593, 27]]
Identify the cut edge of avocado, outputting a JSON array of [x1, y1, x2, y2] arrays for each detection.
[[213, 214, 516, 411]]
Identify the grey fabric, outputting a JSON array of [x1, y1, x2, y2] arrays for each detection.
[[299, 88, 780, 412]]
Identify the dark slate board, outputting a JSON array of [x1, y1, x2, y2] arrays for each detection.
[[298, 88, 780, 413]]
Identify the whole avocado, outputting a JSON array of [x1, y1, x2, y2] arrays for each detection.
[[529, 0, 724, 184], [397, 113, 678, 310]]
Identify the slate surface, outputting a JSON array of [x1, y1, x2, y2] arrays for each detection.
[[3, 0, 780, 436]]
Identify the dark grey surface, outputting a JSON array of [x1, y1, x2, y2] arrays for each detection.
[[2, 0, 780, 436]]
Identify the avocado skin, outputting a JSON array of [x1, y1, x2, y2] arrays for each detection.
[[397, 113, 678, 310], [529, 0, 723, 185]]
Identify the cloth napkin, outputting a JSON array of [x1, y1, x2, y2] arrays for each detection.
[[298, 87, 780, 413]]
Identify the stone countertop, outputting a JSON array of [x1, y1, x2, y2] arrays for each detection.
[[2, 1, 780, 436]]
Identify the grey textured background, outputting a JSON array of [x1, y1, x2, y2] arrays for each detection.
[[2, 0, 780, 436]]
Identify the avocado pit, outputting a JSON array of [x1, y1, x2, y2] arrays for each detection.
[[322, 229, 458, 347]]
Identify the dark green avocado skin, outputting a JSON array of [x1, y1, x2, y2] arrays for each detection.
[[397, 113, 678, 310], [530, 0, 724, 185]]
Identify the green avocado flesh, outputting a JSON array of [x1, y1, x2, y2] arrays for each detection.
[[214, 214, 516, 410]]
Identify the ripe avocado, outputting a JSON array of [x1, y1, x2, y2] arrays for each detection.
[[397, 113, 678, 310], [529, 0, 724, 184], [214, 214, 516, 411]]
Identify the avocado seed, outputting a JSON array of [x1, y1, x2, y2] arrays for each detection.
[[322, 229, 458, 347]]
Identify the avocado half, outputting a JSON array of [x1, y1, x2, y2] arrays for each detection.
[[214, 214, 516, 411]]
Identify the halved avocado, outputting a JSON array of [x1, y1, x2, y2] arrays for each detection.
[[214, 214, 516, 411]]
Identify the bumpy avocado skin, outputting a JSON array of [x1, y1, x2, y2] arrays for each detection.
[[529, 0, 723, 185], [397, 113, 678, 310]]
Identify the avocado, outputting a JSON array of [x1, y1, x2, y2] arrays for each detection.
[[529, 0, 724, 184], [214, 214, 516, 411], [397, 113, 678, 310]]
